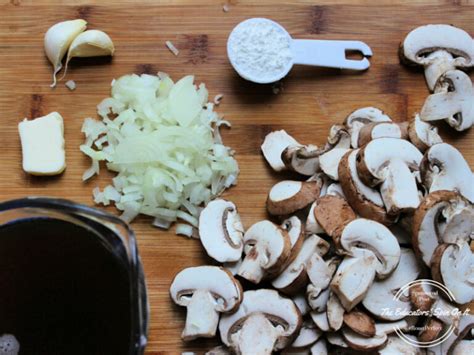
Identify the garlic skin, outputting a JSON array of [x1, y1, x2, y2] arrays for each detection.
[[61, 30, 115, 79], [44, 19, 87, 88]]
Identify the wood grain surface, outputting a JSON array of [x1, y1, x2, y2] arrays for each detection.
[[0, 0, 473, 353]]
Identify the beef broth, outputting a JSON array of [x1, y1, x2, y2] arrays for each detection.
[[0, 217, 132, 355]]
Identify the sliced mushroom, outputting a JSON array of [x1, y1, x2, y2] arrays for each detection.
[[378, 335, 423, 355], [343, 310, 376, 337], [342, 319, 408, 351], [281, 216, 305, 262], [356, 137, 423, 214], [219, 289, 302, 355], [339, 150, 395, 225], [283, 144, 321, 176], [418, 317, 444, 343], [199, 199, 244, 263], [358, 121, 408, 147], [170, 266, 243, 340], [412, 190, 472, 266], [306, 256, 339, 303], [408, 114, 443, 152], [238, 220, 291, 284], [452, 340, 474, 355], [291, 318, 323, 349], [310, 339, 328, 355], [431, 242, 474, 304], [319, 148, 350, 181], [305, 175, 334, 235], [438, 314, 474, 354], [420, 143, 474, 203], [327, 292, 345, 331], [205, 346, 231, 355], [430, 298, 461, 328], [310, 311, 330, 332], [399, 24, 474, 90], [421, 70, 474, 131], [409, 281, 437, 312], [272, 235, 330, 295], [307, 287, 330, 312], [267, 180, 321, 216], [344, 107, 392, 148], [261, 130, 300, 172], [330, 249, 378, 311], [340, 218, 401, 279], [326, 332, 349, 348], [292, 293, 310, 317], [313, 195, 357, 242], [363, 248, 421, 321]]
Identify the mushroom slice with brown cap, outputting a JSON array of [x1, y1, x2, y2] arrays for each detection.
[[399, 24, 474, 90], [421, 70, 474, 131], [319, 148, 350, 181], [421, 143, 474, 203], [357, 121, 408, 147], [409, 281, 437, 312], [291, 318, 323, 349], [281, 216, 305, 258], [261, 130, 300, 172], [356, 137, 423, 214], [340, 218, 401, 279], [282, 144, 321, 176], [344, 107, 392, 148], [305, 175, 333, 235], [219, 289, 302, 355], [238, 220, 291, 284], [408, 114, 443, 153], [438, 314, 474, 354], [378, 335, 422, 355], [313, 195, 357, 242], [339, 150, 395, 226], [343, 309, 376, 337], [199, 199, 244, 263], [418, 318, 444, 343], [170, 266, 243, 341], [267, 180, 321, 216], [326, 332, 349, 348], [452, 340, 474, 355], [342, 319, 408, 351], [327, 292, 345, 331], [363, 248, 420, 321], [431, 242, 474, 304], [272, 235, 330, 294], [412, 190, 472, 266], [330, 249, 378, 311]]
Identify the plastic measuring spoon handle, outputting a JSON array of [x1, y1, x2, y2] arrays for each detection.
[[291, 39, 373, 71]]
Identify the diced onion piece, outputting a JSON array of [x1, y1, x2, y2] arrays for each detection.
[[175, 223, 194, 238]]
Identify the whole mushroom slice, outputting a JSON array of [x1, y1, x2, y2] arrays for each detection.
[[356, 137, 423, 214], [261, 130, 300, 172], [290, 318, 323, 349], [272, 235, 330, 295], [431, 242, 474, 304], [340, 218, 401, 279], [399, 24, 474, 90], [238, 220, 291, 284], [343, 309, 376, 337], [412, 190, 472, 267], [344, 107, 392, 148], [407, 114, 443, 152], [267, 180, 321, 216], [363, 248, 421, 321], [330, 249, 378, 311], [420, 143, 474, 203], [313, 195, 357, 243], [170, 266, 243, 341], [357, 121, 408, 147], [342, 319, 408, 351], [378, 335, 423, 355], [219, 289, 302, 355], [420, 70, 474, 131], [339, 150, 395, 226], [199, 199, 244, 263]]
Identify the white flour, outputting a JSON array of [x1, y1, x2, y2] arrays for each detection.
[[228, 18, 293, 82]]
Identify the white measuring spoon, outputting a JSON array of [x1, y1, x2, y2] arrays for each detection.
[[227, 18, 373, 84]]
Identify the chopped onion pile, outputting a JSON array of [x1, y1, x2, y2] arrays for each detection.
[[80, 73, 239, 230]]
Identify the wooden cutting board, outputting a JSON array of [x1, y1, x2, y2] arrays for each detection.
[[0, 0, 473, 353]]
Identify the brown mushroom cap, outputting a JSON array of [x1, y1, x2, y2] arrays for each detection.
[[407, 114, 443, 153], [344, 107, 392, 148], [358, 121, 408, 147], [418, 318, 444, 343], [343, 310, 376, 337], [267, 180, 321, 216], [261, 130, 300, 172]]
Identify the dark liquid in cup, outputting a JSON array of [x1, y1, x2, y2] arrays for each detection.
[[0, 218, 132, 355]]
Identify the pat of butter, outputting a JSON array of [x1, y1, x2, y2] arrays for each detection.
[[18, 112, 66, 175]]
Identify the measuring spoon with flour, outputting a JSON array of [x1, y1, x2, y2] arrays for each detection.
[[227, 17, 373, 84]]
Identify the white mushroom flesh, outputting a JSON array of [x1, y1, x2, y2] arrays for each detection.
[[344, 107, 392, 148], [261, 130, 300, 171]]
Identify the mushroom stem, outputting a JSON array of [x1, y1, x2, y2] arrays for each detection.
[[238, 256, 265, 284], [183, 289, 220, 340], [231, 313, 280, 355]]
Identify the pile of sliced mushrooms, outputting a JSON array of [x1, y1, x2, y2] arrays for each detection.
[[170, 24, 474, 354]]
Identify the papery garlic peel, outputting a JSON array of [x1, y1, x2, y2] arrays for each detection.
[[44, 19, 87, 88]]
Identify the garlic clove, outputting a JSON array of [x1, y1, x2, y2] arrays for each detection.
[[61, 30, 115, 79], [44, 19, 87, 88]]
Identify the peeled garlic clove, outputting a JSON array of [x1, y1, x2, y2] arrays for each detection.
[[44, 19, 87, 88], [61, 30, 115, 79]]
